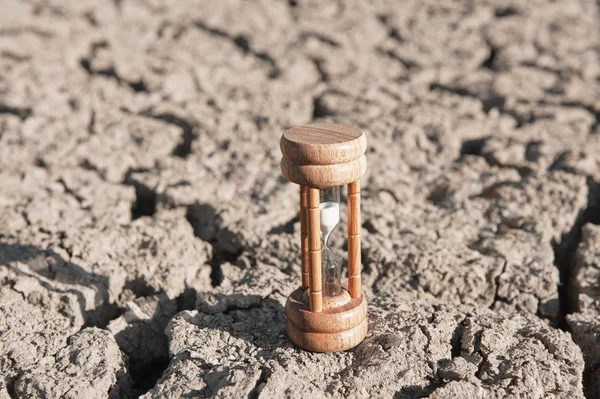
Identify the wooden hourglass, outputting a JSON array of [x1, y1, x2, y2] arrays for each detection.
[[280, 123, 368, 352]]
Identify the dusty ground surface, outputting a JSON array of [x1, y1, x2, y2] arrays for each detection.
[[0, 0, 599, 398]]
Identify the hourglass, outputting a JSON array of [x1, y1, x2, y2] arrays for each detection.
[[280, 123, 367, 352]]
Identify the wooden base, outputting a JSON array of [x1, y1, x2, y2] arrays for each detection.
[[285, 287, 367, 352]]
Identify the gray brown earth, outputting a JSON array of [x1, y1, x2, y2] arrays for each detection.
[[0, 0, 599, 398]]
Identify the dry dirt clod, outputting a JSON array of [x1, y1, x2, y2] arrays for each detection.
[[142, 263, 584, 398], [107, 293, 176, 394], [13, 327, 130, 399], [567, 224, 600, 398]]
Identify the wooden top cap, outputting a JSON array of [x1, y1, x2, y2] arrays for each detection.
[[281, 123, 367, 165], [280, 124, 367, 187]]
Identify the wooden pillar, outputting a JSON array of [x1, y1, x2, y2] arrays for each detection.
[[300, 185, 309, 289], [348, 180, 361, 298], [307, 187, 323, 312]]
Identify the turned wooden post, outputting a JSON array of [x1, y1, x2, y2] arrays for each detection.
[[307, 187, 323, 312], [300, 185, 309, 289], [347, 180, 361, 298]]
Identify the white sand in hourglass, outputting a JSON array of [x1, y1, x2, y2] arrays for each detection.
[[319, 201, 340, 241]]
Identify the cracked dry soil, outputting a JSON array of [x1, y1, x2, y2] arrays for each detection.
[[0, 0, 599, 398]]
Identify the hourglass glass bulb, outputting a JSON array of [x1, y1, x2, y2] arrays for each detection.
[[320, 202, 339, 243], [320, 186, 341, 297]]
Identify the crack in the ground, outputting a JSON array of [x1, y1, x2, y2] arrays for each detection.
[[430, 82, 502, 114], [0, 26, 54, 38], [376, 14, 404, 44], [208, 256, 226, 288], [492, 260, 509, 309], [379, 47, 419, 70], [79, 41, 148, 93], [432, 76, 599, 134], [5, 375, 18, 399], [459, 138, 487, 158], [139, 110, 197, 158], [176, 287, 198, 312], [557, 101, 600, 134], [185, 202, 243, 287], [79, 159, 107, 180], [193, 21, 280, 79], [520, 61, 565, 78], [312, 94, 335, 119], [129, 357, 170, 398], [5, 257, 117, 329], [310, 57, 329, 83], [267, 214, 299, 235], [361, 244, 395, 295], [419, 324, 432, 355], [130, 184, 156, 219], [57, 178, 86, 207], [3, 4, 599, 398], [494, 7, 520, 18], [457, 137, 533, 177], [429, 83, 540, 128], [0, 104, 32, 121], [472, 328, 487, 380], [480, 41, 498, 71], [450, 320, 465, 359], [87, 109, 96, 135], [311, 89, 350, 119], [299, 31, 340, 47], [123, 168, 157, 220], [553, 177, 600, 330], [394, 381, 441, 399], [222, 294, 271, 316]]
